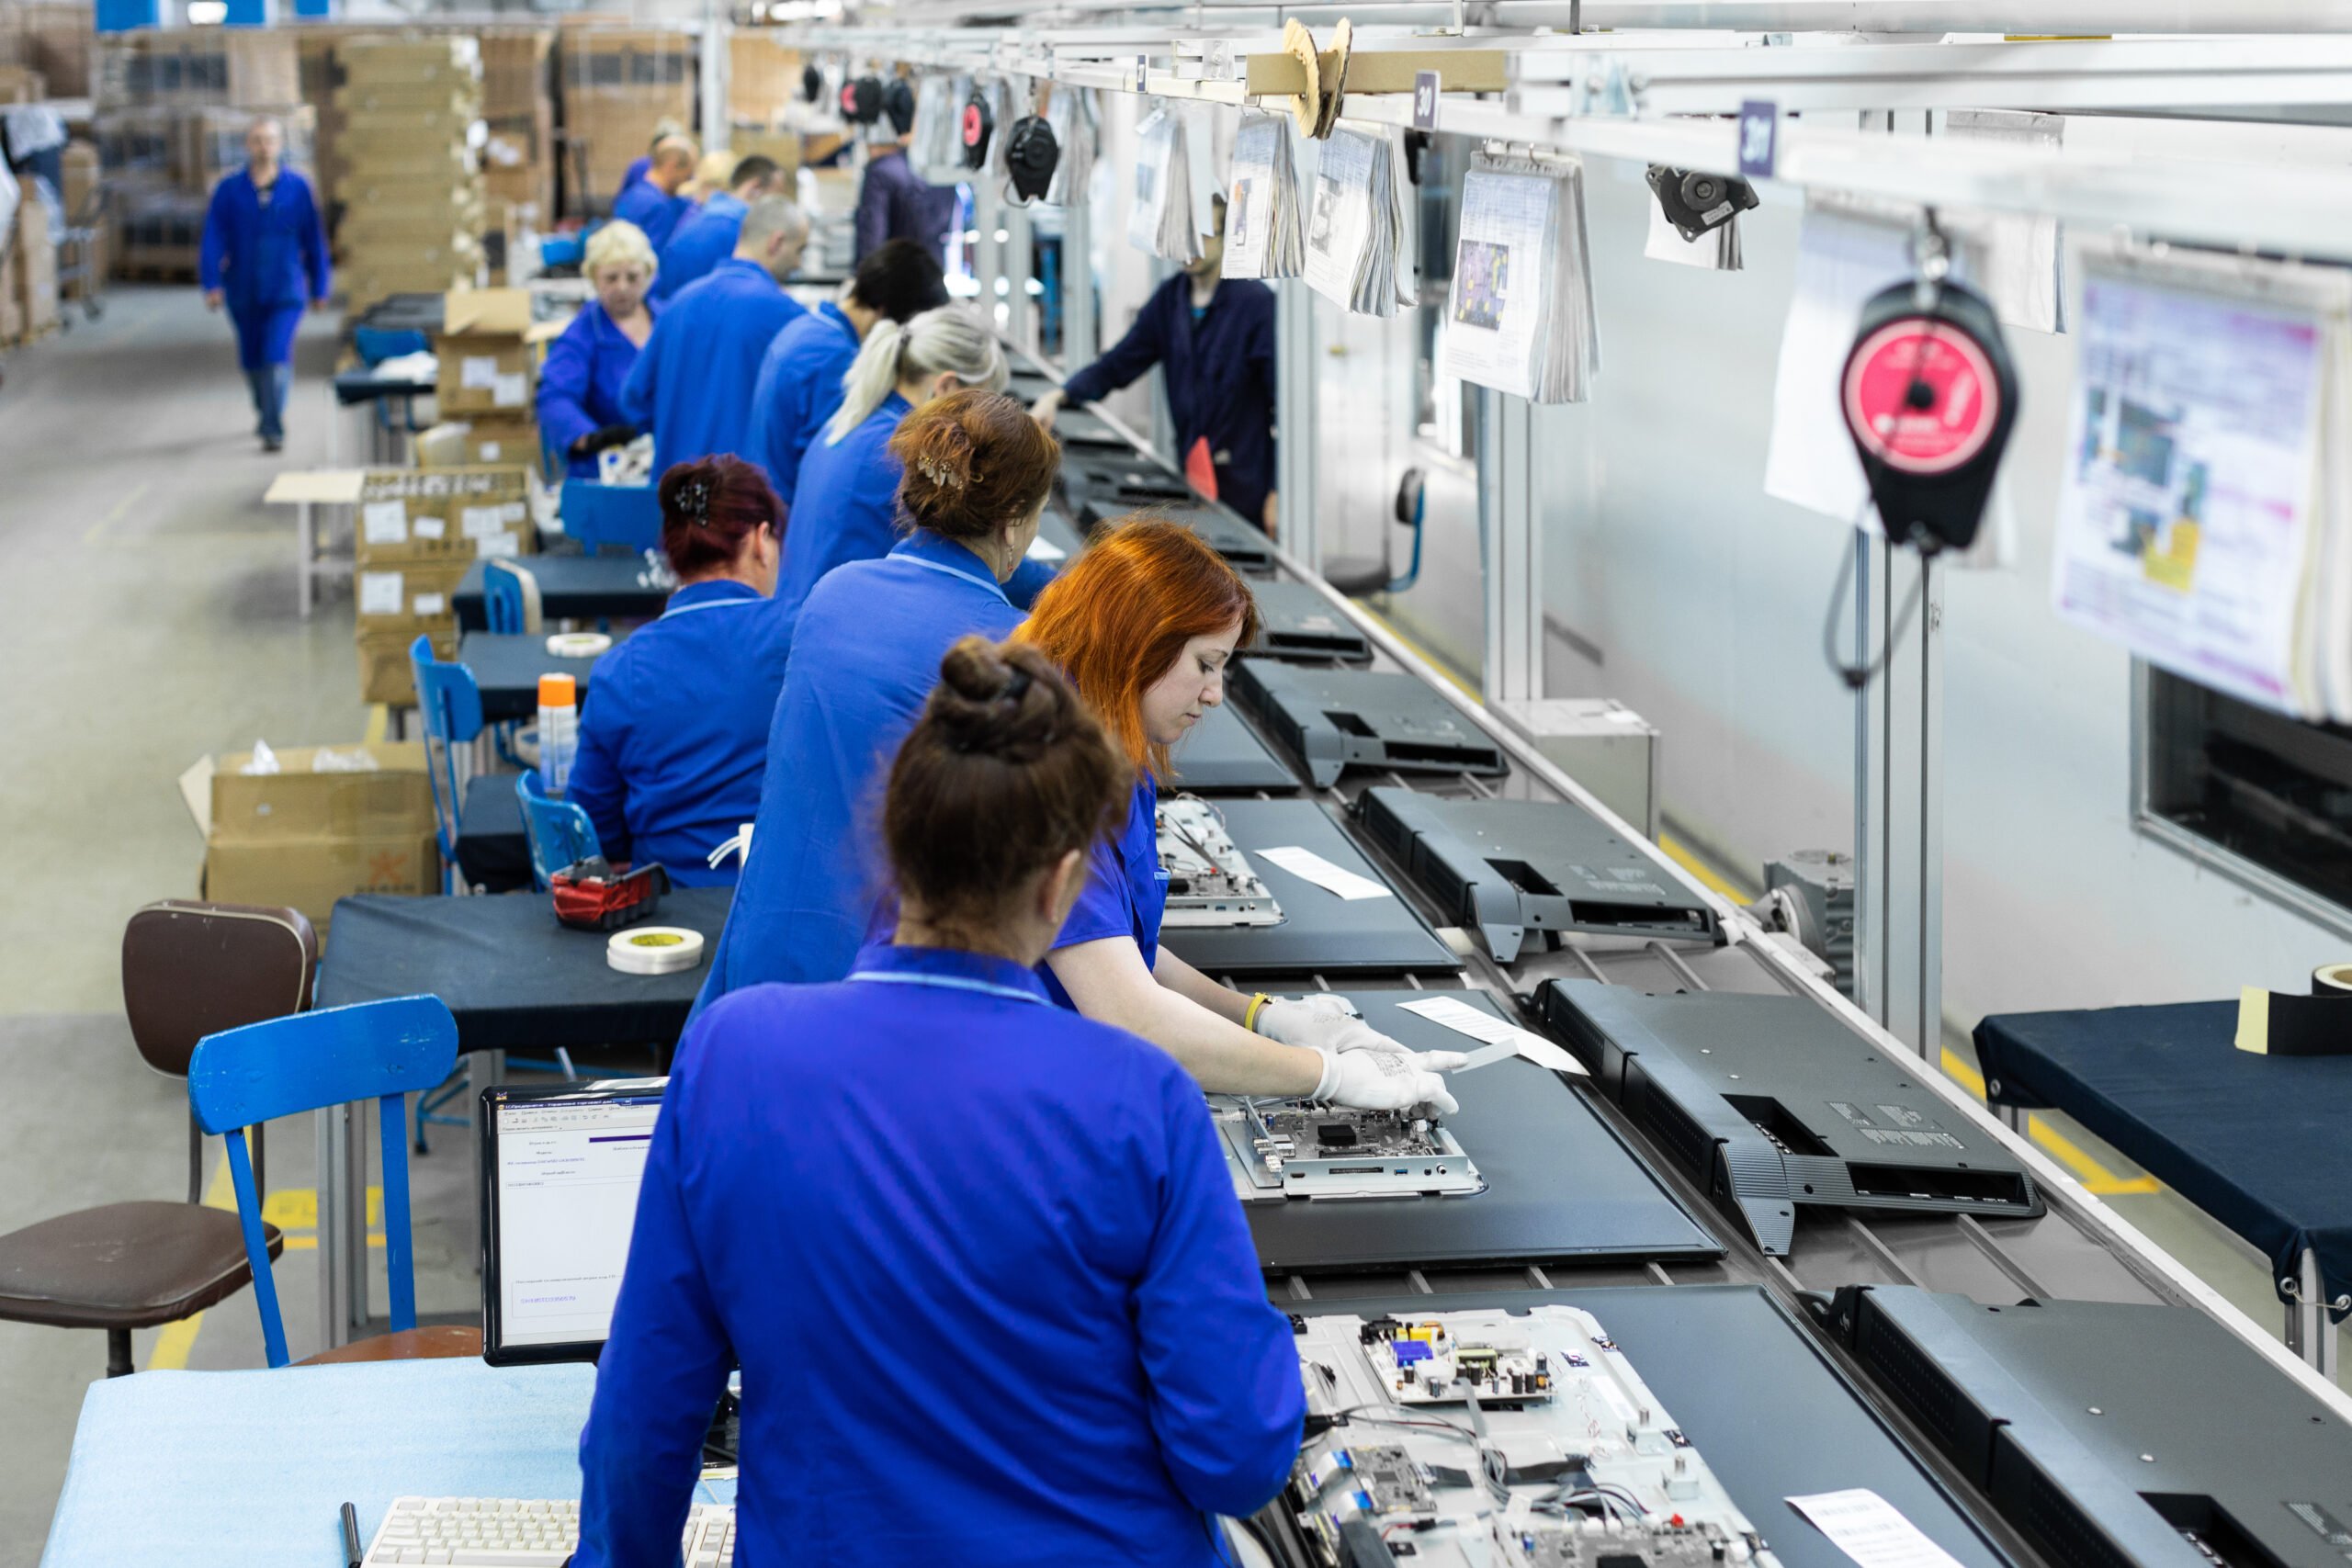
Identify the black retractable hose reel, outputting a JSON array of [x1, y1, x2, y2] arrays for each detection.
[[1645, 165, 1758, 242], [1823, 224, 2020, 687], [1003, 113, 1059, 203], [960, 86, 995, 170]]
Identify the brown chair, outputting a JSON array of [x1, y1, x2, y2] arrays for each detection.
[[0, 901, 313, 1375]]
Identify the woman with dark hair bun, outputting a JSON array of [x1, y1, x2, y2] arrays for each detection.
[[577, 637, 1306, 1568], [565, 454, 787, 886], [698, 388, 1068, 1000]]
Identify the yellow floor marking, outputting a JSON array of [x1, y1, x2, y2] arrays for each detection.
[[364, 705, 389, 745], [1657, 833, 1755, 904], [1939, 1047, 2161, 1196], [80, 479, 152, 547], [1352, 604, 1481, 701]]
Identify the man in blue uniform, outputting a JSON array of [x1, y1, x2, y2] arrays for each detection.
[[612, 134, 697, 253], [651, 153, 786, 302], [749, 238, 948, 511], [621, 195, 810, 482], [198, 117, 329, 454], [854, 90, 956, 264], [1033, 197, 1279, 532]]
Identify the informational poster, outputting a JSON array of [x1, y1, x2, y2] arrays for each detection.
[[2052, 256, 2328, 716], [1438, 164, 1557, 399], [1300, 127, 1378, 310]]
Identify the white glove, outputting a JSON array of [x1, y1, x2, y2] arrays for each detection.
[[1253, 994, 1359, 1048], [1311, 1045, 1461, 1116]]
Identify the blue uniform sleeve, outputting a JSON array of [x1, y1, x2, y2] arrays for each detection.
[[750, 335, 804, 507], [299, 179, 331, 302], [537, 313, 603, 457], [1048, 823, 1139, 955], [1062, 280, 1172, 407], [1134, 1064, 1306, 1516], [1005, 555, 1056, 611], [198, 179, 232, 293], [571, 1049, 734, 1568], [620, 317, 661, 426], [566, 660, 633, 867]]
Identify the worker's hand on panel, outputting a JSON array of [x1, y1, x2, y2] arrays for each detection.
[[1313, 1044, 1461, 1117]]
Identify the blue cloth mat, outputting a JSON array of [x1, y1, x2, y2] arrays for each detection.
[[40, 1359, 673, 1566], [1975, 1000, 2352, 1321]]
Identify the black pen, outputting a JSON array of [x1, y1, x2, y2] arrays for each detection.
[[340, 1501, 363, 1568]]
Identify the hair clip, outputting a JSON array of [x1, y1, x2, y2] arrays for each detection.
[[676, 478, 712, 523], [915, 457, 967, 490]]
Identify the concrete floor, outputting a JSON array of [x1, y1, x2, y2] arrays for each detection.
[[0, 288, 2338, 1564]]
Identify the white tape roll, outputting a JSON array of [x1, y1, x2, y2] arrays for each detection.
[[607, 926, 706, 976], [548, 632, 613, 659]]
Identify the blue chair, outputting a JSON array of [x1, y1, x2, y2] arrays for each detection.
[[516, 769, 601, 891], [353, 326, 430, 366], [560, 480, 662, 556], [409, 636, 483, 897], [482, 558, 543, 636], [187, 996, 481, 1368]]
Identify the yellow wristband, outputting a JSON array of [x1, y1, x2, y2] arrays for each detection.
[[1243, 992, 1273, 1032]]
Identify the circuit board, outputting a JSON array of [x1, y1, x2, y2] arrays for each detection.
[[1212, 1097, 1485, 1201], [1284, 1307, 1779, 1568], [1159, 795, 1284, 928]]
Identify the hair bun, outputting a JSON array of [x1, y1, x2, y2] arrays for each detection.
[[933, 637, 1061, 761]]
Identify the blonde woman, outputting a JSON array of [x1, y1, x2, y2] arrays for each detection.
[[538, 219, 659, 479], [774, 304, 1009, 620]]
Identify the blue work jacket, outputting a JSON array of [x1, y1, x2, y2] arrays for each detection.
[[1041, 773, 1167, 1009], [620, 258, 805, 484], [1064, 275, 1278, 524], [198, 168, 329, 313], [536, 299, 657, 479], [775, 391, 913, 622], [618, 155, 650, 197], [854, 146, 956, 263], [613, 178, 689, 253], [563, 580, 786, 887], [651, 191, 747, 302], [575, 941, 1306, 1568], [749, 300, 860, 505], [698, 533, 1027, 1003]]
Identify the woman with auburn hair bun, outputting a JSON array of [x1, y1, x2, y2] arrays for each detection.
[[565, 455, 788, 887], [1017, 519, 1465, 1111], [576, 637, 1305, 1567], [695, 389, 1068, 1004]]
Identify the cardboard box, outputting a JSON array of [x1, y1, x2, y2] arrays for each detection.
[[14, 195, 57, 337], [417, 416, 540, 469], [0, 62, 43, 102], [60, 139, 99, 218], [186, 740, 435, 843], [356, 465, 535, 563], [435, 287, 535, 414], [19, 2, 91, 99], [355, 559, 469, 634], [202, 832, 440, 932], [355, 627, 458, 706]]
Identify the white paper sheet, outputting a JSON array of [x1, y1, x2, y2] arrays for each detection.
[[1024, 535, 1067, 563], [358, 571, 403, 615], [413, 515, 447, 540], [459, 355, 499, 389], [2051, 254, 2331, 717], [1301, 130, 1377, 310], [1786, 1490, 1967, 1568], [360, 500, 408, 544], [1255, 845, 1393, 900], [1396, 995, 1589, 1076]]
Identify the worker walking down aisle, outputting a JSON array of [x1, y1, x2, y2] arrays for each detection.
[[621, 195, 810, 483], [198, 116, 329, 454], [1033, 197, 1277, 532], [574, 637, 1306, 1568]]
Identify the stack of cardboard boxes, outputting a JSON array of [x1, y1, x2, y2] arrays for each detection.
[[8, 3, 90, 99], [559, 23, 693, 217], [433, 286, 541, 466], [334, 34, 485, 312], [182, 742, 440, 935], [480, 27, 555, 241], [353, 465, 536, 706], [726, 32, 801, 128]]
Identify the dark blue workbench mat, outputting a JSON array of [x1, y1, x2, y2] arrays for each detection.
[[1975, 1000, 2352, 1319]]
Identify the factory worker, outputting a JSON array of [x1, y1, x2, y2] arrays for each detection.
[[853, 79, 956, 264], [536, 220, 658, 480], [576, 637, 1305, 1568], [615, 119, 687, 202], [565, 457, 786, 889], [749, 239, 948, 510], [698, 389, 1062, 1001], [772, 303, 1008, 624], [651, 153, 786, 302], [198, 115, 329, 455], [620, 195, 810, 485], [612, 134, 698, 254], [1020, 520, 1463, 1111], [1033, 197, 1280, 534]]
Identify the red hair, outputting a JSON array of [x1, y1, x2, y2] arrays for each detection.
[[1018, 516, 1260, 778], [657, 454, 780, 579]]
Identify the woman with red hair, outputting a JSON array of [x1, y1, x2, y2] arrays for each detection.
[[1019, 519, 1464, 1111]]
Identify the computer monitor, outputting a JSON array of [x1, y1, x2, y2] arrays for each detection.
[[479, 1077, 666, 1365]]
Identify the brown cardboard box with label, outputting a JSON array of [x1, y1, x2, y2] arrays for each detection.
[[355, 466, 536, 564], [204, 834, 440, 933], [179, 741, 439, 933], [417, 417, 541, 469], [355, 559, 469, 634], [436, 288, 536, 415]]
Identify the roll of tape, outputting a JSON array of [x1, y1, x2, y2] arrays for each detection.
[[548, 632, 613, 659], [2314, 963, 2352, 997], [608, 926, 706, 976]]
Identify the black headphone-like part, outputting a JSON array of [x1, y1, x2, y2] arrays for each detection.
[[841, 75, 883, 124], [800, 62, 823, 104], [883, 77, 917, 136], [1003, 113, 1059, 202], [961, 87, 996, 170]]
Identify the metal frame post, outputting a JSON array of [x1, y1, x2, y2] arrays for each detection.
[[1852, 533, 1944, 1055], [1476, 389, 1542, 704], [1061, 197, 1095, 368], [1001, 201, 1036, 354], [2284, 1247, 2346, 1378], [698, 0, 728, 153], [1274, 278, 1317, 569]]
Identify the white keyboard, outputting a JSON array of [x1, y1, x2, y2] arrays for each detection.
[[363, 1495, 736, 1567]]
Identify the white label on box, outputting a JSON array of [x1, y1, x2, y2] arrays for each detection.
[[413, 592, 447, 618], [1255, 846, 1395, 901], [359, 571, 404, 615], [413, 515, 447, 540], [478, 532, 522, 558], [500, 502, 527, 522], [492, 372, 527, 407], [460, 505, 506, 539], [460, 355, 500, 389], [360, 500, 408, 543], [478, 441, 503, 461]]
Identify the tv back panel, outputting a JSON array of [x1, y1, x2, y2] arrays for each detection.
[[1231, 662, 1507, 787], [1249, 581, 1374, 664]]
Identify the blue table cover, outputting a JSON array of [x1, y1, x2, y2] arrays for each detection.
[[1975, 1000, 2352, 1320]]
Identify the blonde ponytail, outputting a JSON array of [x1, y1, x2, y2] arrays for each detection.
[[824, 304, 1010, 446]]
